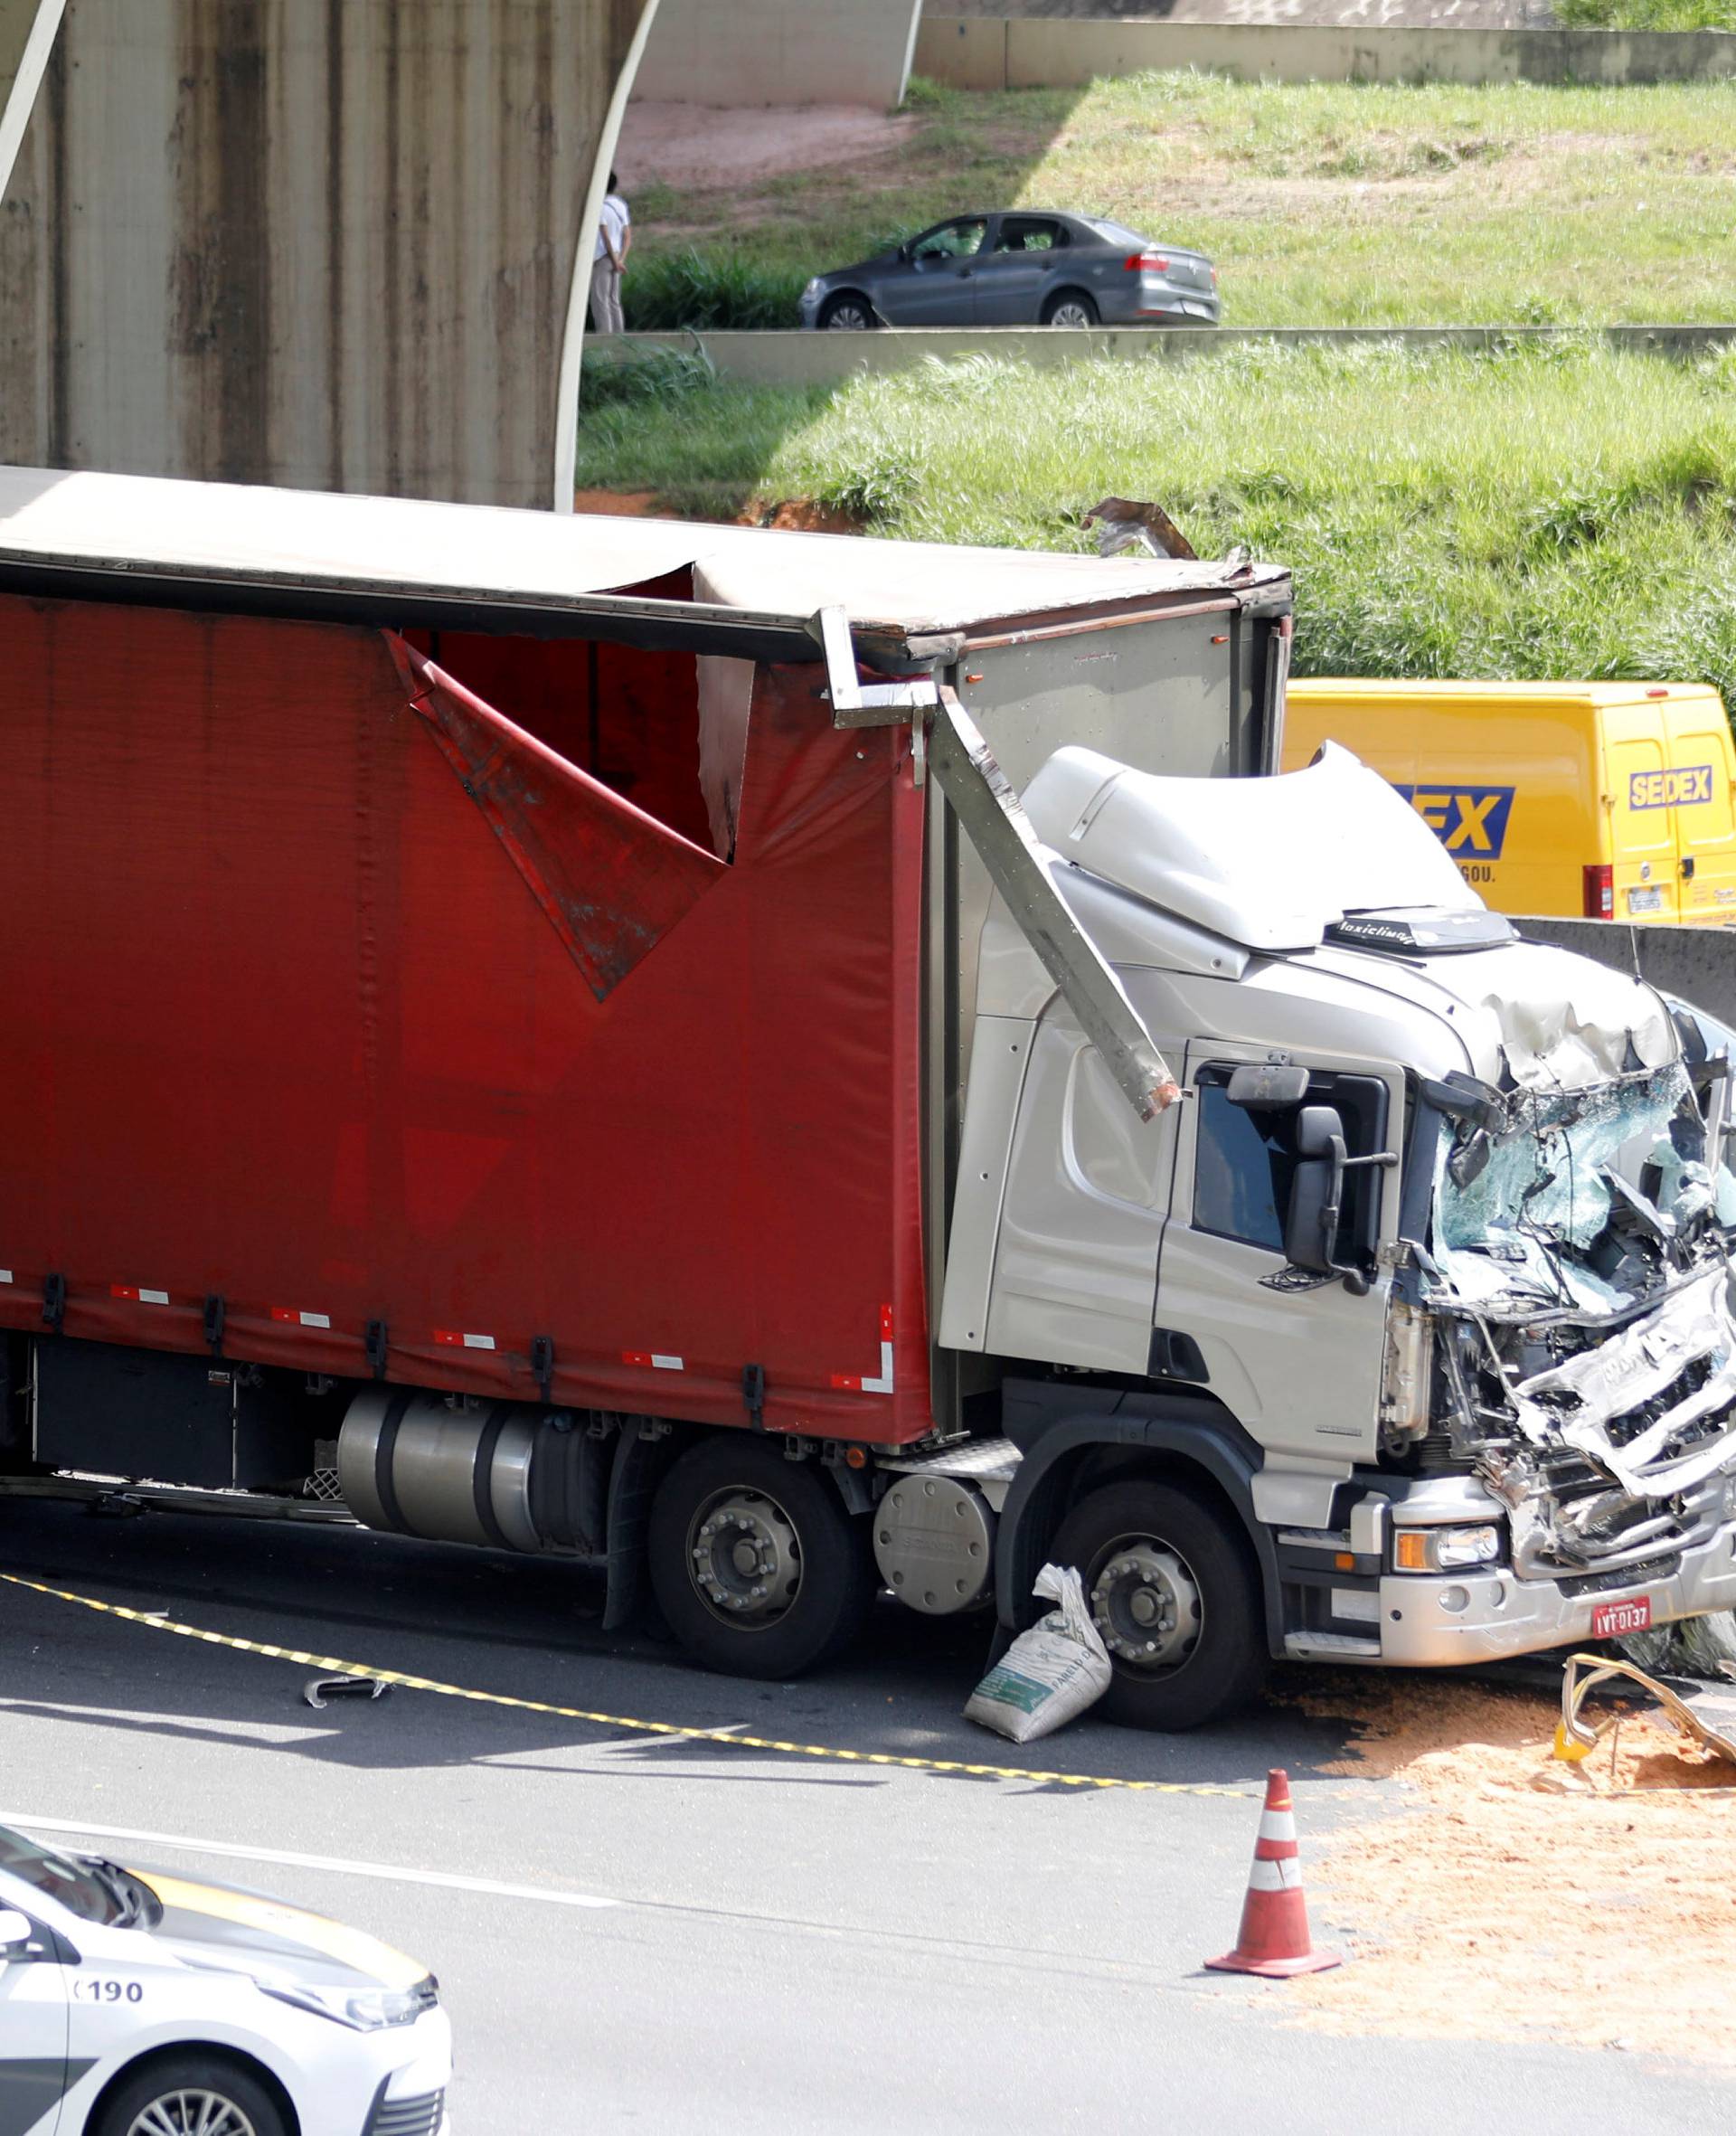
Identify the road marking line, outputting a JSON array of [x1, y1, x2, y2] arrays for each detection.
[[0, 1811, 619, 1910], [0, 1572, 1248, 1798]]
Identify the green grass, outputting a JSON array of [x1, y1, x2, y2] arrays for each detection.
[[573, 339, 1736, 701], [625, 71, 1736, 328], [1556, 0, 1736, 26]]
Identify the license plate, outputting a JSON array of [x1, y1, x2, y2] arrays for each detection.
[[1592, 1596, 1652, 1639], [1628, 885, 1664, 913]]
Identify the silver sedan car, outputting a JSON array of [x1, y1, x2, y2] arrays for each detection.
[[799, 211, 1219, 331]]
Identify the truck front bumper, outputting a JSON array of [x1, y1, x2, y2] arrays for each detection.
[[1379, 1519, 1736, 1665]]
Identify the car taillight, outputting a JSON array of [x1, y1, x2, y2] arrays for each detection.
[[1124, 251, 1169, 273], [1211, 266, 1219, 285], [1582, 862, 1614, 920]]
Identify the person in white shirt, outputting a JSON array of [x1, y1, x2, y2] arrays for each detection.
[[590, 173, 630, 336]]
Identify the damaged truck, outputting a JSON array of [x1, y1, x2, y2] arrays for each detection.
[[3, 465, 1735, 1730]]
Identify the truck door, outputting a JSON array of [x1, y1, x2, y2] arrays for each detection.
[[1662, 692, 1736, 921], [981, 1012, 1177, 1375], [1153, 1045, 1397, 1476], [1604, 711, 1683, 922]]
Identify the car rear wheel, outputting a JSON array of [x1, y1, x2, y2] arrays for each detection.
[[95, 2056, 288, 2136], [1042, 290, 1099, 328], [819, 294, 878, 331], [648, 1434, 875, 1678]]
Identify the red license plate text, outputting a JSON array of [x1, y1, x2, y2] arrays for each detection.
[[1592, 1597, 1652, 1639]]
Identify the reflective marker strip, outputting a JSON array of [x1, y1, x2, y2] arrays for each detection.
[[1249, 1857, 1303, 1893], [434, 1330, 495, 1351], [271, 1309, 332, 1329], [832, 1305, 895, 1395], [622, 1352, 684, 1371], [1257, 1810, 1298, 1847], [111, 1286, 171, 1306], [0, 1271, 14, 1285]]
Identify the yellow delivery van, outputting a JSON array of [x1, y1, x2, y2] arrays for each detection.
[[1282, 679, 1736, 923]]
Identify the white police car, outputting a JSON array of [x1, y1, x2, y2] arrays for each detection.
[[0, 1822, 451, 2134]]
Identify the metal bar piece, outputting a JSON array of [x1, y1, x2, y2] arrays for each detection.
[[928, 686, 1177, 1121]]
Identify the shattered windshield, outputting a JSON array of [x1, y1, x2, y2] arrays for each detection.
[[1429, 1063, 1736, 1318]]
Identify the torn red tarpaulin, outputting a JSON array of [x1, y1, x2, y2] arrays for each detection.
[[0, 593, 931, 1441], [386, 633, 722, 999]]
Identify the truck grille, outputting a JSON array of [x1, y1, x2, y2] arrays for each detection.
[[364, 2088, 445, 2136], [1558, 1554, 1680, 1598]]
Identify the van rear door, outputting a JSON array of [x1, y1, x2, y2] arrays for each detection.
[[1661, 689, 1736, 921], [1604, 707, 1682, 922]]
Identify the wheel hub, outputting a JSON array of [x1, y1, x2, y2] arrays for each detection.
[[1090, 1541, 1202, 1671], [688, 1487, 803, 1630], [129, 2094, 258, 2136]]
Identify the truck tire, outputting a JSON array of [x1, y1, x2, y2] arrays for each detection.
[[1048, 1479, 1266, 1730], [92, 2053, 288, 2136], [648, 1436, 875, 1679]]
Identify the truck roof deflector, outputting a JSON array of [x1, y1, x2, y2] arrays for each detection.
[[816, 605, 1177, 1120]]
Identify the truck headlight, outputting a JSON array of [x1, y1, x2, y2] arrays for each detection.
[[260, 1976, 437, 2031], [1392, 1523, 1501, 1573]]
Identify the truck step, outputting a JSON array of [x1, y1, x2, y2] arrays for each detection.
[[1284, 1630, 1382, 1660], [881, 1437, 1022, 1486]]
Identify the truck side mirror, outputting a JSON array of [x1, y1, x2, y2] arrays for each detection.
[[1285, 1104, 1346, 1277]]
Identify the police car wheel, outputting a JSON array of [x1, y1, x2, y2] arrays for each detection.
[[94, 2054, 287, 2136]]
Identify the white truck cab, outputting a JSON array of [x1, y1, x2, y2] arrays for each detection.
[[938, 744, 1736, 1725]]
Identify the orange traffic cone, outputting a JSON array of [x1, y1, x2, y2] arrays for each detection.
[[1205, 1767, 1341, 1978]]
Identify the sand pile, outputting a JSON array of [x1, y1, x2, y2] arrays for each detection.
[[1290, 1673, 1736, 2061]]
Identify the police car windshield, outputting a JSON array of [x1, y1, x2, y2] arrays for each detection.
[[0, 1825, 132, 1925]]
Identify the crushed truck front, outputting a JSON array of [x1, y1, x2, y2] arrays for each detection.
[[1373, 978, 1736, 1661]]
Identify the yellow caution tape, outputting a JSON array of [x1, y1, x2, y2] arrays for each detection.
[[1, 1572, 1248, 1797]]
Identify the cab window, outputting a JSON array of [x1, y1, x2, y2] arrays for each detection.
[[1193, 1066, 1389, 1261]]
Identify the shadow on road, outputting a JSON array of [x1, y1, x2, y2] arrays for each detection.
[[0, 1499, 1368, 1794]]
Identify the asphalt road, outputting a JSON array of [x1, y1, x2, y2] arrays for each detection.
[[1, 1498, 1730, 2134]]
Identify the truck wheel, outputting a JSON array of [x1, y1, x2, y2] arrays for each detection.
[[1048, 1479, 1266, 1730], [648, 1436, 875, 1679], [93, 2054, 288, 2136]]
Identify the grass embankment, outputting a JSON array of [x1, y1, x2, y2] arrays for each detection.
[[1557, 0, 1736, 28], [576, 340, 1736, 699], [625, 72, 1736, 330]]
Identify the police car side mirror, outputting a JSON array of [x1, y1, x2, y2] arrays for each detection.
[[0, 1909, 35, 1955]]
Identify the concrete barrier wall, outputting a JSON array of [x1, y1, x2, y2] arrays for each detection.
[[633, 0, 922, 107], [915, 14, 1736, 87], [1516, 918, 1736, 1030], [589, 321, 1736, 387], [0, 0, 651, 509]]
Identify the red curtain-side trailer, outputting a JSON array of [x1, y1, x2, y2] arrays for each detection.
[[0, 590, 932, 1443]]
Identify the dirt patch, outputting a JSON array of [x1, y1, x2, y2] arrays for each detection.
[[571, 488, 671, 518], [571, 488, 863, 536], [619, 103, 919, 194], [738, 496, 863, 534], [1289, 1673, 1736, 2062]]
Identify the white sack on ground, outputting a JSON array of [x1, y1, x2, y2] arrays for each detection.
[[964, 1563, 1112, 1744]]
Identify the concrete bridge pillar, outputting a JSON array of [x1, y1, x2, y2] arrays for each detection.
[[0, 0, 656, 507]]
